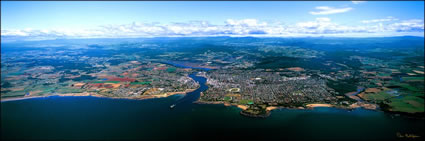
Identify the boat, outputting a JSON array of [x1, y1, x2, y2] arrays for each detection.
[[170, 104, 175, 109]]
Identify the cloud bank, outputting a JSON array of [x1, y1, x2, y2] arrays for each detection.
[[1, 18, 424, 41], [309, 6, 353, 15], [361, 16, 399, 24]]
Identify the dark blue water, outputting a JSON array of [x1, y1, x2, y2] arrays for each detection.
[[2, 96, 423, 140], [1, 72, 424, 140], [172, 73, 207, 107]]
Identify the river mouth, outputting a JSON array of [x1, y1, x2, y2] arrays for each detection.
[[171, 72, 208, 108]]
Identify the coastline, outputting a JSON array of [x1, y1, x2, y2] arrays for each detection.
[[1, 68, 200, 103], [194, 100, 248, 110], [306, 104, 334, 108], [195, 100, 335, 111], [1, 89, 196, 103], [194, 100, 380, 114]]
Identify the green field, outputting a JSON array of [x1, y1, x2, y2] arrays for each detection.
[[166, 67, 177, 73], [42, 87, 56, 94], [388, 96, 424, 113], [223, 96, 231, 101], [387, 81, 421, 91], [402, 77, 424, 81], [362, 91, 395, 101], [91, 81, 121, 84], [377, 73, 391, 77], [239, 99, 254, 105], [130, 81, 152, 85], [56, 88, 83, 93], [104, 81, 121, 84], [1, 90, 26, 98]]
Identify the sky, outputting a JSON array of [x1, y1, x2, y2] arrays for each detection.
[[1, 1, 424, 40]]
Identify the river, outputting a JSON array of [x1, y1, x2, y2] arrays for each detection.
[[171, 72, 208, 108]]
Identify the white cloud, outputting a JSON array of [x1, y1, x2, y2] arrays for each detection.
[[293, 18, 355, 34], [296, 18, 332, 29], [1, 18, 424, 41], [351, 1, 366, 4], [1, 30, 29, 36], [316, 17, 331, 22], [388, 19, 424, 32], [225, 19, 267, 27], [361, 16, 399, 24], [310, 6, 353, 15]]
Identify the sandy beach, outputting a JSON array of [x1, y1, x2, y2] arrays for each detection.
[[306, 104, 334, 108], [237, 105, 249, 110], [266, 106, 279, 111]]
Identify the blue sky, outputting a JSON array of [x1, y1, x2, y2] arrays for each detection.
[[1, 1, 424, 40]]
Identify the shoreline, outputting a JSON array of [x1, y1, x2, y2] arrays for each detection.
[[194, 100, 379, 113], [194, 101, 248, 110], [1, 89, 196, 103], [194, 99, 424, 119], [306, 104, 334, 108], [2, 68, 200, 103]]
